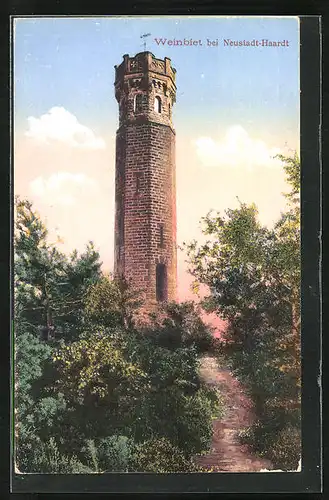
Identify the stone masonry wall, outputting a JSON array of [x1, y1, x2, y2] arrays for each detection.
[[115, 120, 176, 308], [114, 52, 177, 311]]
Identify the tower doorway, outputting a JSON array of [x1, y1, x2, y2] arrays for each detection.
[[156, 263, 167, 302]]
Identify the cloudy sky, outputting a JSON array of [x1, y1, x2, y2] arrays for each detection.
[[14, 16, 300, 303]]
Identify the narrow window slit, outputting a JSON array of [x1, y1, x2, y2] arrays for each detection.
[[159, 224, 164, 248], [136, 172, 142, 193]]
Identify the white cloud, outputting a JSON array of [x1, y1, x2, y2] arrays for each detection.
[[194, 125, 282, 171], [25, 106, 106, 150], [30, 172, 99, 207]]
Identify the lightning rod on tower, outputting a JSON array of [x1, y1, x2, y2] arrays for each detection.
[[140, 33, 151, 51]]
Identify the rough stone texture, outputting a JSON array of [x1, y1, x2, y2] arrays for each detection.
[[194, 356, 273, 472], [114, 52, 177, 311]]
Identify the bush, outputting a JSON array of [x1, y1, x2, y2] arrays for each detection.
[[17, 436, 93, 474], [32, 326, 221, 470], [175, 388, 217, 456], [126, 384, 216, 458], [130, 437, 200, 473], [147, 301, 217, 355], [122, 333, 221, 457], [80, 437, 133, 473], [97, 435, 133, 472], [239, 420, 301, 471], [268, 426, 301, 470], [14, 199, 225, 474]]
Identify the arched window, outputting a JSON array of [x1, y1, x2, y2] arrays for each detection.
[[156, 263, 167, 302], [154, 96, 162, 113], [168, 103, 171, 119], [134, 94, 143, 113]]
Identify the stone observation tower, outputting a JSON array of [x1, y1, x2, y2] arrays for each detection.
[[114, 52, 177, 311]]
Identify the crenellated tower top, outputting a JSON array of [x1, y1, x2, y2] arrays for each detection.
[[114, 52, 177, 129]]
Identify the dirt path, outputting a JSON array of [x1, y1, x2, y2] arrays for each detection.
[[194, 356, 272, 472]]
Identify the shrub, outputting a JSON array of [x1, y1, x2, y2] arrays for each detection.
[[175, 388, 217, 456], [268, 425, 301, 470], [147, 301, 217, 355], [18, 436, 93, 474], [130, 437, 200, 473], [239, 421, 301, 471], [123, 333, 221, 457], [97, 435, 133, 472], [14, 199, 225, 474]]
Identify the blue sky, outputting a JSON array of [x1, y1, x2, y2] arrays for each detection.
[[14, 16, 299, 143], [13, 17, 300, 298]]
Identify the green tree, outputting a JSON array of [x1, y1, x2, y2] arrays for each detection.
[[14, 198, 102, 471], [46, 329, 149, 456], [184, 153, 301, 469], [84, 274, 143, 329], [14, 197, 102, 342], [55, 242, 102, 341], [42, 324, 219, 466], [14, 197, 222, 473], [123, 330, 219, 457]]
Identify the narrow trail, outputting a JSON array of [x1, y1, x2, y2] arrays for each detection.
[[194, 356, 272, 472]]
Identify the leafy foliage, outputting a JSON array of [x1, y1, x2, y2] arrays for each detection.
[[26, 437, 93, 474], [14, 324, 67, 472], [14, 198, 222, 472], [185, 153, 301, 470], [47, 328, 218, 462], [130, 437, 200, 472], [147, 301, 217, 354], [14, 196, 102, 342], [96, 435, 134, 472], [84, 275, 143, 329], [14, 198, 102, 471]]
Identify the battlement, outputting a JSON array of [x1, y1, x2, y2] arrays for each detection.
[[114, 51, 176, 127], [114, 52, 176, 86]]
